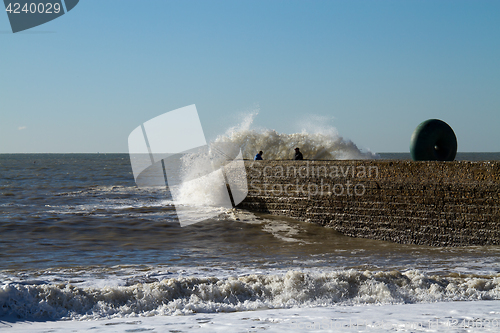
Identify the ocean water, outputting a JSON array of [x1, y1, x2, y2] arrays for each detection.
[[1, 148, 500, 331]]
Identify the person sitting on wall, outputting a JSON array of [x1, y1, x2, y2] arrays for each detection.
[[294, 147, 303, 160], [254, 151, 263, 160]]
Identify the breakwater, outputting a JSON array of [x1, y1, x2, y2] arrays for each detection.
[[237, 160, 500, 246]]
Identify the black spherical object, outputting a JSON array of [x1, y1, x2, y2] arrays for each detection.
[[410, 119, 457, 161]]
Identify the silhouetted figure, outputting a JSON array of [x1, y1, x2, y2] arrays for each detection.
[[294, 147, 303, 160], [254, 151, 263, 160]]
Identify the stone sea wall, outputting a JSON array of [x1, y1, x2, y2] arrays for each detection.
[[237, 160, 500, 246]]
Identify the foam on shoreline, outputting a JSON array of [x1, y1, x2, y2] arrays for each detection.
[[1, 269, 499, 321]]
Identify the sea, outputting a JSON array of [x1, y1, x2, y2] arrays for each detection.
[[1, 128, 500, 332]]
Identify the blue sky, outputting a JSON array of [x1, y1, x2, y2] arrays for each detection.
[[1, 0, 499, 153]]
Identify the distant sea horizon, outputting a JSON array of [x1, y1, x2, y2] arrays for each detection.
[[1, 152, 500, 161]]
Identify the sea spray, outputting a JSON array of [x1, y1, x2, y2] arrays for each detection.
[[174, 112, 379, 206], [213, 112, 379, 160]]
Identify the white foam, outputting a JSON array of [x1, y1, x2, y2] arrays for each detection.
[[1, 269, 499, 321], [214, 111, 379, 160], [261, 221, 310, 244], [173, 111, 379, 210], [3, 300, 500, 333]]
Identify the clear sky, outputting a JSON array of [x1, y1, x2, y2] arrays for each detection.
[[1, 0, 499, 153]]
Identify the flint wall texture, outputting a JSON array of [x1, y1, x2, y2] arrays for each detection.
[[237, 160, 500, 246]]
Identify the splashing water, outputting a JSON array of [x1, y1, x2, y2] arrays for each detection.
[[2, 269, 500, 320], [214, 112, 379, 160], [174, 111, 379, 207]]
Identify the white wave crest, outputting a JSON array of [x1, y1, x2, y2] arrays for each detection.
[[173, 111, 378, 208], [214, 112, 379, 160], [1, 270, 499, 321]]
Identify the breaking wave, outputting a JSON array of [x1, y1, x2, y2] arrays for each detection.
[[1, 270, 499, 320], [214, 112, 379, 160], [173, 111, 378, 207]]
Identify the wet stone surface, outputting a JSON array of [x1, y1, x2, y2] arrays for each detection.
[[239, 160, 500, 246]]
